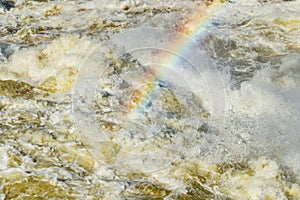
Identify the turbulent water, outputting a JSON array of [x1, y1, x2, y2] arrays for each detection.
[[0, 0, 300, 199]]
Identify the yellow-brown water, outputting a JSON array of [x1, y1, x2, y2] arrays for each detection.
[[0, 0, 300, 199]]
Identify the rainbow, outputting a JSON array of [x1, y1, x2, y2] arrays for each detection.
[[157, 0, 228, 66], [125, 0, 229, 119]]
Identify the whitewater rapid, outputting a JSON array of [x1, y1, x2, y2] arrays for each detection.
[[0, 0, 299, 199]]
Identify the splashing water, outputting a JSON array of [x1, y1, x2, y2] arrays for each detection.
[[0, 0, 299, 199]]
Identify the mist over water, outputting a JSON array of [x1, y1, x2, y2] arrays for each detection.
[[0, 0, 299, 199]]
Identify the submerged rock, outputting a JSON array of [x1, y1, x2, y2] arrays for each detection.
[[0, 42, 18, 61], [0, 0, 15, 11]]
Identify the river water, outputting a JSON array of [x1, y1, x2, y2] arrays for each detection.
[[0, 0, 299, 199]]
